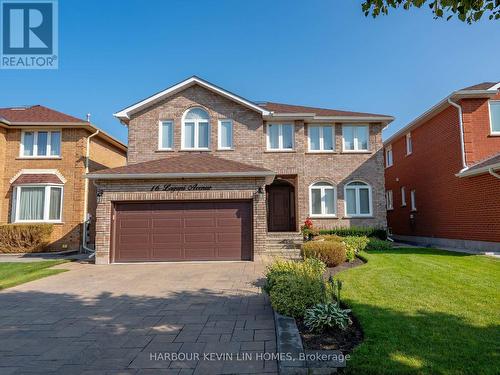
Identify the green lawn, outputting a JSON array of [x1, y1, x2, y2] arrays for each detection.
[[0, 260, 68, 290], [337, 248, 500, 375]]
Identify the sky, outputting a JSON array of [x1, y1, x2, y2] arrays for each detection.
[[1, 0, 499, 144]]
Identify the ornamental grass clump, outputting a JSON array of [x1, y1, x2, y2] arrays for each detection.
[[301, 240, 347, 267]]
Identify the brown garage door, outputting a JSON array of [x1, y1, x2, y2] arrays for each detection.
[[112, 201, 252, 262]]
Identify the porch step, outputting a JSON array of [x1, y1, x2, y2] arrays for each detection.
[[266, 232, 304, 258]]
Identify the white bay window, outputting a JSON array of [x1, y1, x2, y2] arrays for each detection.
[[13, 185, 63, 222]]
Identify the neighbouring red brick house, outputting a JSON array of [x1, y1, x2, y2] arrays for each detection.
[[384, 82, 500, 252]]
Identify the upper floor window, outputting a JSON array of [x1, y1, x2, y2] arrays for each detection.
[[309, 182, 336, 217], [182, 108, 210, 150], [386, 190, 393, 210], [385, 145, 393, 167], [489, 100, 500, 135], [20, 130, 61, 158], [13, 185, 63, 222], [267, 123, 294, 151], [401, 186, 406, 207], [406, 132, 413, 155], [218, 120, 233, 150], [159, 120, 174, 150], [345, 181, 372, 217], [308, 125, 334, 152], [342, 125, 369, 152]]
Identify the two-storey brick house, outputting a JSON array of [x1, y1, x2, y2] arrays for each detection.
[[384, 82, 500, 252], [0, 105, 127, 251], [87, 76, 393, 264]]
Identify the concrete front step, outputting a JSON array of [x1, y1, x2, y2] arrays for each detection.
[[265, 250, 302, 259]]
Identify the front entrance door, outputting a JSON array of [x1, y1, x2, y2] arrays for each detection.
[[267, 181, 295, 232]]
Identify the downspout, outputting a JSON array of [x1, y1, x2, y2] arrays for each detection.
[[82, 129, 99, 254], [447, 98, 468, 172], [489, 168, 500, 179]]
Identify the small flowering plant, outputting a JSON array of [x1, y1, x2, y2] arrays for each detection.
[[300, 217, 317, 240]]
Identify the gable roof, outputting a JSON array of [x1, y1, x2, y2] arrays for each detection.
[[384, 81, 500, 146], [0, 105, 85, 124], [114, 76, 271, 123], [259, 102, 392, 119], [86, 154, 274, 179]]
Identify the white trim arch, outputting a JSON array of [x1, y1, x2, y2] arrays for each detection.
[[181, 107, 211, 150], [309, 181, 337, 218], [344, 180, 373, 217]]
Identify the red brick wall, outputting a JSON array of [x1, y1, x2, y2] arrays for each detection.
[[461, 92, 500, 165], [385, 101, 500, 243]]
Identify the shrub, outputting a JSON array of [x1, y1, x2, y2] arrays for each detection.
[[317, 226, 387, 240], [342, 236, 369, 256], [314, 234, 343, 242], [263, 257, 326, 294], [270, 273, 325, 318], [0, 224, 53, 253], [346, 247, 356, 262], [302, 240, 347, 267], [366, 238, 393, 251], [304, 302, 352, 332]]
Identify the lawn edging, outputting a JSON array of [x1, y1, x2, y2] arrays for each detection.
[[273, 310, 347, 374]]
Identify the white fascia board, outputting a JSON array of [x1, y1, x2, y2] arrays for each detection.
[[113, 76, 270, 121], [488, 82, 500, 90], [264, 114, 394, 123], [383, 89, 497, 146], [456, 162, 500, 178], [86, 171, 276, 180]]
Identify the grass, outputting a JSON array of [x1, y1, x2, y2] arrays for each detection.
[[336, 248, 500, 375], [0, 260, 69, 290]]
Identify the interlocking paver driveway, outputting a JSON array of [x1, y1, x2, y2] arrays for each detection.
[[0, 258, 277, 375]]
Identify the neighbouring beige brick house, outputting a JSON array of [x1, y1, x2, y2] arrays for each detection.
[[0, 105, 127, 251], [87, 76, 393, 264]]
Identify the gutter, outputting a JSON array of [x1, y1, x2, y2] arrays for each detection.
[[82, 129, 99, 254], [489, 168, 500, 179], [447, 98, 468, 172]]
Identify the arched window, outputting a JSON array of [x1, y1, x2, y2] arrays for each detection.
[[344, 181, 372, 217], [182, 108, 210, 150], [309, 182, 336, 217]]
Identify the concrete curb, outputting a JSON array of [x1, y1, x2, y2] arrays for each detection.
[[273, 310, 346, 374]]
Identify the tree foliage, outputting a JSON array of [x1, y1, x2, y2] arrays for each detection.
[[361, 0, 500, 23]]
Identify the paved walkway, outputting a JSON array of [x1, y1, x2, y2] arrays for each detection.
[[0, 259, 277, 374]]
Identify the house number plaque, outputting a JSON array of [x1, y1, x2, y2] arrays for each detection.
[[150, 183, 212, 192]]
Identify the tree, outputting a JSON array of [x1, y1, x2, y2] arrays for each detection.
[[361, 0, 500, 23]]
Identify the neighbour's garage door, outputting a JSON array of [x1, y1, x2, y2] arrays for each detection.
[[112, 201, 252, 262]]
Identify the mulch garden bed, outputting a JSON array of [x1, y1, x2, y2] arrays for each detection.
[[297, 256, 365, 352]]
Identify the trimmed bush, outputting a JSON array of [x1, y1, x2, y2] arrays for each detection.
[[264, 257, 325, 294], [346, 247, 356, 262], [366, 238, 393, 251], [269, 272, 325, 318], [302, 240, 347, 267], [343, 236, 369, 254], [317, 226, 387, 240], [314, 234, 343, 243], [0, 224, 53, 253]]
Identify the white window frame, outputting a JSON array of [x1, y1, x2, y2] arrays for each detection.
[[385, 145, 393, 167], [217, 119, 233, 150], [13, 184, 64, 223], [309, 182, 337, 218], [266, 123, 295, 151], [181, 108, 211, 150], [342, 124, 370, 152], [158, 120, 174, 150], [489, 100, 500, 135], [19, 130, 62, 158], [401, 186, 406, 207], [410, 190, 417, 211], [406, 132, 413, 155], [308, 124, 335, 152], [386, 190, 393, 210], [344, 181, 373, 217]]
